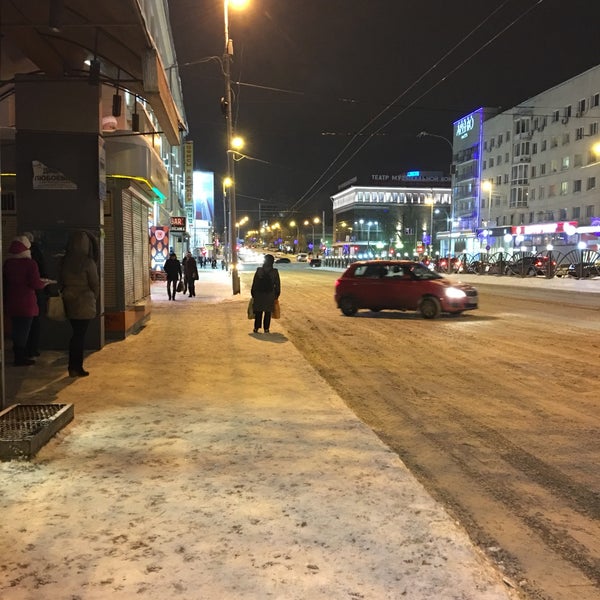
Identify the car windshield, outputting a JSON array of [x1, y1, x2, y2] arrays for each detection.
[[409, 263, 444, 280]]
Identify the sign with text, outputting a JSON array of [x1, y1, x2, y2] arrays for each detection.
[[170, 216, 186, 232], [184, 141, 193, 206]]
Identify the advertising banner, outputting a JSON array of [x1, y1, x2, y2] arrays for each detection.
[[184, 141, 193, 207], [150, 226, 169, 271]]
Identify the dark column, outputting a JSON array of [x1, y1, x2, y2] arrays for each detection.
[[15, 76, 105, 350]]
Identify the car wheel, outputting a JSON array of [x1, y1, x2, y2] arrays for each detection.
[[420, 297, 441, 319], [339, 296, 358, 316]]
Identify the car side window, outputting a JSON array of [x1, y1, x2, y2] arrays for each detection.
[[387, 266, 404, 277], [362, 265, 384, 278]]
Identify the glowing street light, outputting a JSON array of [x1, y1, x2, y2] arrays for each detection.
[[481, 179, 493, 229], [303, 217, 320, 253]]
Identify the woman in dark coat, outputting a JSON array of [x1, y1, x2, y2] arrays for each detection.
[[3, 236, 54, 365], [250, 254, 280, 333], [60, 230, 99, 377]]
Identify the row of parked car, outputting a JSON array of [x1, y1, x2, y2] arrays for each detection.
[[418, 250, 600, 279]]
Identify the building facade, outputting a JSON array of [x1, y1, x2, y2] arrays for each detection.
[[450, 64, 600, 256], [331, 172, 451, 259]]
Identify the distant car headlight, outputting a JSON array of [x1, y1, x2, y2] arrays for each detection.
[[445, 287, 467, 299]]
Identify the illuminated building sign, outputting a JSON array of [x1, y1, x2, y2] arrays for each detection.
[[406, 170, 420, 177], [170, 216, 186, 232], [453, 108, 483, 149], [513, 221, 577, 236]]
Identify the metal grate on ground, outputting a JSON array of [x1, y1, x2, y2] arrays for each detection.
[[0, 403, 74, 460]]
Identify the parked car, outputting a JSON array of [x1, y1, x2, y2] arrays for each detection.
[[296, 253, 308, 262], [566, 261, 600, 278], [275, 257, 291, 264], [504, 255, 555, 277], [334, 260, 478, 319], [309, 258, 322, 267]]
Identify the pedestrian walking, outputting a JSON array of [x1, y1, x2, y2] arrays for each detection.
[[3, 236, 55, 366], [183, 251, 198, 297], [250, 254, 280, 333], [60, 230, 99, 377], [164, 251, 182, 300]]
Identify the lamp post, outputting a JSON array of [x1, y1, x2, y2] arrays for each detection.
[[303, 217, 320, 254], [289, 220, 299, 253], [366, 220, 377, 256], [223, 0, 249, 294], [222, 176, 232, 265], [481, 179, 493, 226], [425, 196, 435, 256]]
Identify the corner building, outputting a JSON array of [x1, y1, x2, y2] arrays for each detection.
[[450, 64, 600, 256]]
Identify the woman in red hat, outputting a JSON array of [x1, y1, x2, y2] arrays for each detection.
[[3, 236, 54, 366]]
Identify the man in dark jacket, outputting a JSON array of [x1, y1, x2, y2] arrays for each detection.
[[163, 252, 182, 300]]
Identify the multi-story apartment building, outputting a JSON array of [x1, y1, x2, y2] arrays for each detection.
[[448, 64, 600, 256]]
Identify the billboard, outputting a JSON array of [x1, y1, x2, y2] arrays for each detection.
[[193, 170, 214, 223]]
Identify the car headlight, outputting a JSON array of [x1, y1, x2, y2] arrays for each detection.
[[445, 287, 467, 299]]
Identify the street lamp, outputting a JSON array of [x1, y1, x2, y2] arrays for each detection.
[[425, 196, 435, 255], [222, 177, 232, 265], [366, 220, 377, 256], [223, 0, 249, 295], [303, 217, 320, 253], [289, 220, 299, 252], [481, 179, 493, 227]]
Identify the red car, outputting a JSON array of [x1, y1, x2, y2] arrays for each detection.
[[334, 260, 479, 319]]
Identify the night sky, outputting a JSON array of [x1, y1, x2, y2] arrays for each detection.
[[168, 0, 600, 228]]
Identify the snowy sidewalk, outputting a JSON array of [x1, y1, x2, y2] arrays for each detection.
[[0, 269, 517, 599]]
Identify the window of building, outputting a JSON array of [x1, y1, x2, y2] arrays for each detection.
[[576, 127, 584, 140], [561, 156, 570, 170], [572, 206, 580, 219], [587, 177, 596, 190], [530, 188, 536, 201], [550, 159, 558, 173], [552, 110, 560, 123], [565, 105, 572, 118], [592, 93, 600, 108], [489, 157, 494, 167], [483, 160, 487, 169], [562, 133, 570, 145], [577, 99, 586, 114], [540, 163, 546, 175], [541, 140, 547, 151], [531, 165, 537, 178], [551, 136, 558, 148], [549, 184, 556, 197], [496, 175, 502, 186], [504, 173, 509, 184], [529, 212, 534, 223], [539, 187, 545, 200], [498, 134, 503, 145], [497, 154, 502, 165], [573, 179, 582, 193], [510, 214, 515, 225], [586, 205, 594, 218], [505, 152, 509, 162], [588, 150, 598, 165], [560, 181, 568, 195], [514, 144, 520, 156], [574, 153, 583, 167], [590, 122, 599, 136], [532, 142, 537, 154]]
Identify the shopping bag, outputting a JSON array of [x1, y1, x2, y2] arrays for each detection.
[[272, 298, 280, 319], [247, 298, 254, 319], [176, 280, 183, 292], [47, 293, 66, 321]]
